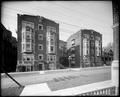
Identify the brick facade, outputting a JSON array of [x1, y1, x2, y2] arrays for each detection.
[[16, 14, 59, 72], [67, 29, 103, 68]]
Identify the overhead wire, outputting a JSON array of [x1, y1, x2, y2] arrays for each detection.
[[54, 2, 110, 25], [2, 12, 77, 34], [2, 5, 111, 35], [3, 4, 111, 28], [2, 6, 83, 29]]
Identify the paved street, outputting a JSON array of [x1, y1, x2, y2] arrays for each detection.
[[1, 66, 111, 96]]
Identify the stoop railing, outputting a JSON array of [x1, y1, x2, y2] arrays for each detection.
[[78, 86, 116, 96]]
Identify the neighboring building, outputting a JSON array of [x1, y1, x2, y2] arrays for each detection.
[[59, 40, 67, 57], [1, 23, 17, 73], [16, 14, 59, 72], [67, 29, 102, 68], [102, 47, 113, 66], [59, 40, 69, 68]]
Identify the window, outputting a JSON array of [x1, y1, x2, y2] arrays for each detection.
[[50, 46, 54, 52], [51, 38, 54, 41], [95, 36, 100, 41], [27, 57, 30, 61], [26, 44, 30, 48], [26, 38, 30, 42], [22, 54, 34, 65], [47, 26, 56, 33], [48, 55, 56, 62], [38, 34, 43, 40], [50, 38, 54, 45], [51, 41, 54, 45], [38, 44, 43, 50], [91, 35, 94, 40], [91, 41, 94, 47], [71, 39, 75, 46], [26, 34, 31, 42], [22, 44, 25, 52], [83, 38, 89, 56], [38, 54, 43, 60], [95, 40, 100, 56], [50, 56, 53, 61], [26, 44, 31, 51], [26, 26, 31, 31], [53, 55, 56, 62], [84, 34, 89, 39], [38, 24, 43, 30], [26, 34, 30, 39]]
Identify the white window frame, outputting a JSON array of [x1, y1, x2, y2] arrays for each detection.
[[95, 40, 100, 56], [26, 26, 31, 32], [26, 43, 32, 52], [48, 55, 56, 62], [53, 55, 56, 62], [71, 39, 75, 46], [47, 26, 56, 33], [38, 24, 43, 30], [50, 46, 55, 53], [50, 55, 53, 62], [38, 44, 43, 50], [22, 43, 26, 52], [21, 21, 34, 53], [83, 38, 87, 56], [22, 54, 34, 64], [26, 34, 31, 43], [38, 54, 43, 60]]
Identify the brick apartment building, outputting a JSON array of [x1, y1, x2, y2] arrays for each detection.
[[16, 14, 59, 72], [67, 29, 103, 68]]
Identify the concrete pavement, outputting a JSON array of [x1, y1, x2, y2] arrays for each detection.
[[1, 66, 111, 96]]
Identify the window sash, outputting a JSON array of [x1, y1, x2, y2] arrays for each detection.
[[38, 34, 43, 40], [38, 44, 43, 50], [38, 24, 43, 30], [38, 54, 43, 60]]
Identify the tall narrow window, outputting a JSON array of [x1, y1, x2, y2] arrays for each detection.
[[26, 34, 31, 42], [26, 26, 31, 31], [38, 54, 43, 60], [50, 46, 54, 52], [95, 40, 100, 56], [38, 34, 43, 40], [71, 39, 75, 46], [26, 43, 31, 51], [38, 44, 43, 50], [83, 38, 87, 56], [38, 24, 43, 30]]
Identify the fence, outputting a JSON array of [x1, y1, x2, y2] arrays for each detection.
[[78, 86, 116, 96]]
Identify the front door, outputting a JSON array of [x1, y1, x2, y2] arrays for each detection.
[[38, 63, 43, 70]]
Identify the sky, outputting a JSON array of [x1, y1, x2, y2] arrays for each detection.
[[1, 1, 113, 47]]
